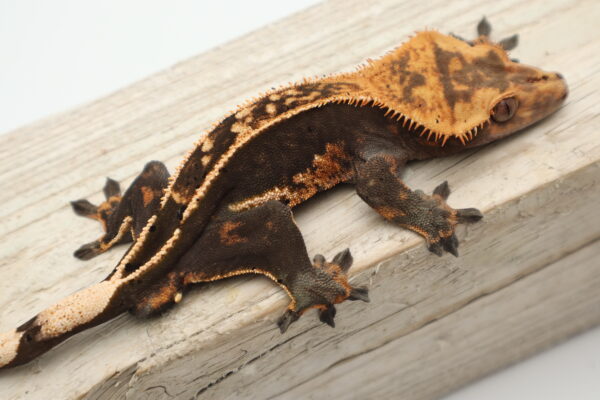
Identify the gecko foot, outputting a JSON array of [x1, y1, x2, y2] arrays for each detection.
[[71, 177, 132, 260], [277, 249, 369, 333], [415, 181, 482, 257], [71, 177, 122, 231]]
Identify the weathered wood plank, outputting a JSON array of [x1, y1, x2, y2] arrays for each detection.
[[0, 0, 598, 399]]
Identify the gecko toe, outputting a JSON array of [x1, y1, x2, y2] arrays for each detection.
[[312, 254, 326, 266], [332, 248, 353, 272], [103, 178, 121, 199], [319, 305, 337, 328], [456, 208, 483, 223], [477, 17, 491, 37], [433, 181, 451, 200], [442, 234, 460, 257], [348, 286, 370, 302], [74, 241, 102, 260], [71, 199, 98, 217], [277, 309, 300, 333], [428, 242, 444, 257], [499, 34, 519, 51]]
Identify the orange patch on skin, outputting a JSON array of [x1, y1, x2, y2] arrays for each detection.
[[376, 206, 405, 220], [313, 261, 353, 306], [398, 223, 434, 243], [96, 196, 121, 213], [228, 186, 294, 212], [142, 283, 178, 311], [140, 186, 155, 207], [289, 142, 354, 206], [219, 221, 249, 245], [94, 197, 117, 232], [228, 143, 354, 212]]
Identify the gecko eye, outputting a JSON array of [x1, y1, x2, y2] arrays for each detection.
[[491, 97, 518, 122]]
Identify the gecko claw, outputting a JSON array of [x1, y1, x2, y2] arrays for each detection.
[[456, 208, 483, 223]]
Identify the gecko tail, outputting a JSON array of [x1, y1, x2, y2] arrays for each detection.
[[0, 325, 61, 369], [0, 280, 125, 369]]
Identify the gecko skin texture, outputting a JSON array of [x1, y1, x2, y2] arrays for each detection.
[[0, 18, 567, 369]]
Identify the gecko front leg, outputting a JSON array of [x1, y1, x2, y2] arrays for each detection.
[[354, 149, 482, 256]]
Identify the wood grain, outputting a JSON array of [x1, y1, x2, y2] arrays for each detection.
[[0, 0, 599, 399]]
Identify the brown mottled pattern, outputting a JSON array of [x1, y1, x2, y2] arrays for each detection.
[[227, 141, 353, 212], [433, 45, 509, 110]]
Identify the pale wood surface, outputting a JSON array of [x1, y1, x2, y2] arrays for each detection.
[[0, 0, 599, 399]]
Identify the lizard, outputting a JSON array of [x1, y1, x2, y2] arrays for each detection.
[[0, 18, 567, 369]]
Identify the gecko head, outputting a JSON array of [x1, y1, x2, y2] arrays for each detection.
[[462, 59, 568, 147], [361, 30, 568, 146]]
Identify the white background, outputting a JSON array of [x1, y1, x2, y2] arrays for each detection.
[[1, 1, 598, 398]]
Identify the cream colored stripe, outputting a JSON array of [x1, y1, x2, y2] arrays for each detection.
[[0, 330, 22, 368]]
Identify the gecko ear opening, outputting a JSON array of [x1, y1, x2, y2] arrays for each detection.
[[491, 97, 518, 122]]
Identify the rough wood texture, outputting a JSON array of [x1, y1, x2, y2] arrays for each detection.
[[0, 0, 598, 398]]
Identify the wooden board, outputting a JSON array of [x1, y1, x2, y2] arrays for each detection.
[[0, 0, 599, 398]]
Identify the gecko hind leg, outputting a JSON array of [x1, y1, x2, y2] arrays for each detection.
[[132, 201, 369, 330], [70, 160, 170, 260]]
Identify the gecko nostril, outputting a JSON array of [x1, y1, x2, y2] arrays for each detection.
[[555, 72, 564, 80]]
